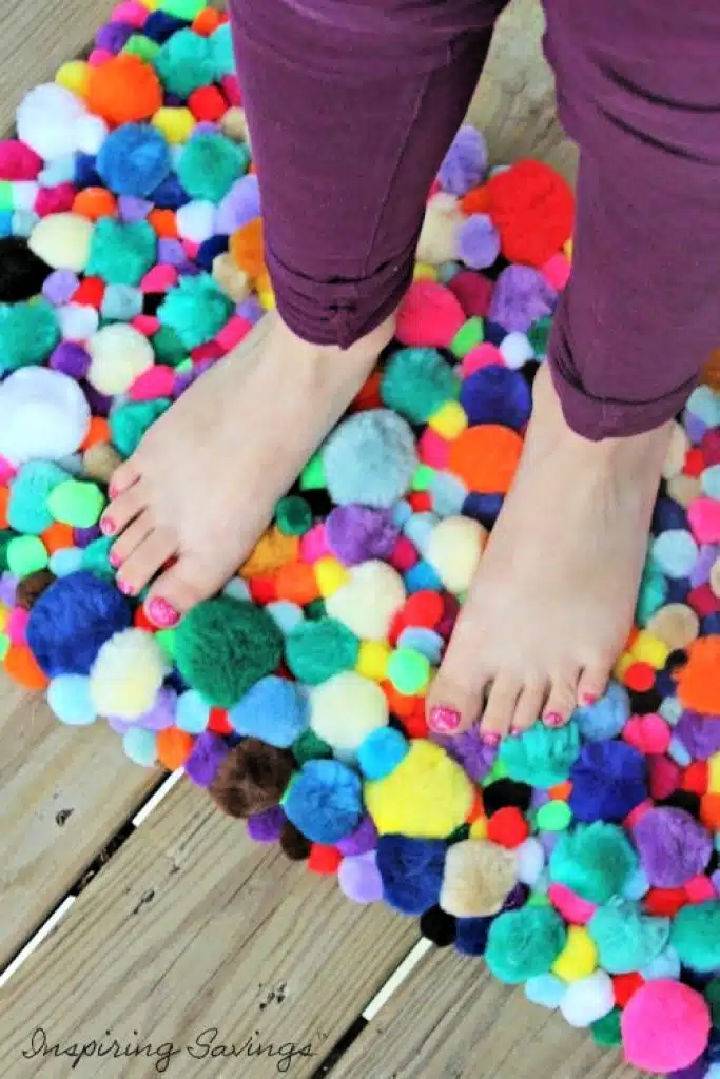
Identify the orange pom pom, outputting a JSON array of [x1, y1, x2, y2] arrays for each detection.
[[448, 425, 523, 494], [230, 217, 265, 277], [41, 522, 75, 554], [700, 793, 720, 831], [274, 561, 319, 606], [4, 644, 48, 690], [382, 681, 418, 718], [240, 528, 298, 577], [548, 780, 572, 801], [81, 415, 111, 450], [192, 7, 222, 35], [87, 54, 163, 124], [156, 727, 194, 770], [676, 636, 720, 713], [352, 370, 383, 411], [73, 187, 117, 220], [460, 185, 490, 215], [148, 209, 178, 239], [0, 486, 9, 529], [465, 788, 485, 823]]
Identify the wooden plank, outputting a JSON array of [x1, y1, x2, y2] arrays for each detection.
[[0, 678, 162, 969], [331, 946, 643, 1079], [0, 778, 419, 1078]]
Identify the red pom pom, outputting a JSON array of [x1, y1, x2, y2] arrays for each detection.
[[486, 805, 529, 848], [308, 843, 343, 874], [683, 448, 705, 477], [613, 972, 644, 1008], [643, 887, 687, 918], [407, 491, 432, 512], [73, 276, 105, 308], [395, 280, 465, 348], [208, 707, 233, 735], [681, 761, 708, 796], [686, 584, 720, 617], [188, 85, 228, 122], [486, 160, 574, 267], [647, 754, 681, 800], [248, 573, 277, 605], [400, 700, 428, 740], [134, 605, 156, 631], [623, 662, 655, 692], [402, 590, 444, 630]]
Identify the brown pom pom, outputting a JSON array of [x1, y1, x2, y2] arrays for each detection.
[[209, 738, 294, 819], [16, 569, 56, 611], [279, 820, 311, 861]]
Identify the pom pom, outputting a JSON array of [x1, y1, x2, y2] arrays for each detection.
[[588, 899, 669, 974], [158, 272, 233, 348], [459, 366, 531, 430], [356, 726, 408, 780], [285, 617, 359, 684], [670, 901, 720, 972], [174, 596, 283, 708], [549, 822, 638, 903], [17, 84, 86, 159], [87, 218, 156, 286], [380, 347, 457, 424], [283, 759, 363, 843], [485, 159, 574, 267], [633, 806, 713, 887], [0, 299, 60, 375], [0, 367, 90, 465], [29, 213, 93, 273], [395, 280, 466, 348], [229, 674, 307, 747], [550, 924, 598, 982], [338, 851, 384, 904], [326, 561, 406, 640], [571, 681, 630, 741], [323, 410, 417, 509], [96, 122, 171, 196], [439, 839, 517, 917], [448, 424, 523, 495], [155, 28, 215, 96], [309, 671, 388, 752], [0, 236, 52, 302], [559, 970, 614, 1027], [487, 265, 556, 333], [177, 133, 247, 203], [485, 906, 566, 983], [457, 214, 501, 269], [325, 505, 398, 566], [438, 125, 488, 196], [89, 627, 165, 719], [26, 570, 132, 676], [425, 515, 486, 592], [621, 980, 711, 1073], [87, 54, 162, 124], [47, 672, 96, 725], [375, 834, 446, 915], [87, 323, 154, 395], [8, 461, 68, 533], [568, 741, 647, 822], [500, 721, 580, 787], [209, 738, 295, 817]]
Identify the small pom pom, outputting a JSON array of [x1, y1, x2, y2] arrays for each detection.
[[29, 213, 94, 273], [549, 822, 638, 904], [588, 898, 669, 974], [439, 838, 517, 917], [283, 759, 364, 844], [633, 806, 713, 887], [425, 515, 486, 592], [309, 671, 389, 752], [158, 272, 233, 348], [229, 674, 307, 747], [375, 834, 446, 915], [89, 627, 166, 719], [380, 347, 457, 424], [87, 323, 155, 396], [209, 738, 295, 817], [87, 54, 162, 124], [323, 410, 417, 509], [485, 906, 566, 983], [325, 561, 406, 640], [395, 280, 466, 348]]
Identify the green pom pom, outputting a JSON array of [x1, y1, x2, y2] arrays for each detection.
[[387, 647, 430, 694], [499, 720, 580, 787], [0, 530, 13, 571], [285, 618, 359, 684], [275, 495, 312, 537], [587, 899, 669, 973], [485, 906, 566, 983], [450, 316, 484, 358], [304, 598, 327, 621], [209, 24, 235, 79], [590, 1008, 622, 1047], [158, 273, 233, 349], [87, 219, 157, 287], [0, 299, 60, 372], [81, 536, 114, 578], [635, 558, 668, 626], [110, 398, 171, 458], [528, 315, 552, 358], [703, 978, 720, 1026], [123, 35, 160, 62], [381, 347, 458, 424], [47, 479, 104, 528], [154, 28, 215, 96], [292, 727, 333, 766], [177, 134, 248, 203], [549, 822, 637, 904], [299, 452, 326, 491], [6, 535, 48, 577], [535, 799, 571, 831], [174, 596, 283, 708], [7, 461, 68, 534], [160, 0, 205, 17], [671, 901, 720, 973], [152, 325, 188, 366]]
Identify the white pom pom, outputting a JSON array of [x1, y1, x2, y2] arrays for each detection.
[[426, 515, 486, 592], [29, 212, 94, 272], [559, 970, 614, 1027], [17, 83, 86, 159], [326, 561, 406, 640], [87, 323, 154, 395], [13, 182, 39, 213], [57, 303, 100, 341], [310, 671, 389, 751], [417, 193, 464, 265], [90, 629, 166, 720], [75, 114, 108, 156], [500, 331, 533, 370], [515, 836, 546, 887], [0, 367, 90, 465], [176, 200, 216, 244]]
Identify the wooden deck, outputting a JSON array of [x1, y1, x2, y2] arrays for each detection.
[[0, 3, 641, 1076]]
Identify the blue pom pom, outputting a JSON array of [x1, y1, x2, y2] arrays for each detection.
[[357, 727, 408, 780], [97, 123, 172, 197], [283, 759, 363, 843], [665, 576, 691, 603], [323, 410, 417, 510], [123, 726, 157, 766], [404, 560, 443, 593], [376, 835, 446, 915], [195, 233, 229, 272], [150, 173, 190, 209], [47, 674, 96, 725], [702, 613, 720, 635], [143, 11, 186, 42], [572, 681, 630, 742], [26, 570, 133, 677], [569, 741, 647, 823], [454, 916, 492, 956], [459, 366, 531, 430], [483, 320, 506, 346], [524, 973, 567, 1008], [176, 688, 211, 733], [229, 675, 308, 748], [75, 153, 101, 188], [462, 491, 504, 527], [652, 496, 687, 534]]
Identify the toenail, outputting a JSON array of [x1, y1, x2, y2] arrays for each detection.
[[509, 726, 523, 737], [581, 692, 599, 705], [100, 516, 116, 536], [428, 706, 461, 734], [109, 483, 119, 498], [481, 730, 501, 747], [147, 596, 180, 628], [543, 711, 564, 728], [109, 549, 121, 568], [117, 577, 136, 596]]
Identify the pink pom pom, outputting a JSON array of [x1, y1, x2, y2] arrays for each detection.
[[35, 183, 77, 217], [0, 140, 42, 180], [299, 523, 329, 564], [417, 428, 449, 468], [220, 74, 241, 106], [141, 264, 178, 293], [461, 343, 504, 377], [0, 455, 17, 484], [395, 281, 465, 348], [389, 535, 418, 572], [547, 882, 596, 924], [88, 48, 113, 66], [215, 315, 252, 352], [685, 875, 716, 902], [7, 606, 29, 646], [112, 1, 149, 27], [541, 252, 571, 291], [191, 342, 223, 364], [687, 496, 720, 543], [647, 754, 682, 800], [621, 980, 710, 1073], [131, 314, 159, 335], [622, 713, 670, 754], [448, 269, 492, 317], [129, 365, 175, 401]]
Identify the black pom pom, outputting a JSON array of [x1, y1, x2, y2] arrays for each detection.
[[482, 778, 532, 816], [656, 790, 701, 819], [0, 237, 52, 301], [420, 905, 456, 947]]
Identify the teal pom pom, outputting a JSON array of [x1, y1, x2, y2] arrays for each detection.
[[123, 726, 157, 766], [588, 899, 669, 973], [0, 299, 60, 372], [47, 674, 96, 726], [671, 901, 720, 973], [525, 973, 567, 1009], [381, 347, 458, 423], [152, 325, 188, 366], [499, 720, 580, 787], [177, 133, 249, 203], [176, 689, 211, 733], [154, 28, 215, 96], [101, 284, 143, 322], [110, 398, 172, 458], [81, 536, 115, 578], [285, 618, 359, 684], [549, 822, 638, 903], [159, 0, 205, 16], [357, 726, 408, 779], [209, 23, 235, 79], [635, 558, 668, 625], [7, 461, 68, 533], [485, 906, 566, 983], [87, 218, 157, 287], [158, 273, 233, 349]]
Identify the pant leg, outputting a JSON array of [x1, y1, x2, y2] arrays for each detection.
[[542, 0, 720, 439], [229, 0, 508, 348]]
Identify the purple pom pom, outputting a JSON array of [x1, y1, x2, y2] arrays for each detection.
[[437, 124, 488, 196], [325, 505, 398, 566], [50, 341, 91, 379], [675, 711, 720, 760], [247, 803, 286, 842], [488, 265, 557, 333], [336, 814, 377, 856], [633, 806, 713, 888], [184, 731, 230, 787], [458, 214, 501, 270]]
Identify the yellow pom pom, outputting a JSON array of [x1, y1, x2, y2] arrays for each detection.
[[90, 628, 166, 720], [564, 236, 573, 259], [310, 670, 388, 752], [614, 651, 634, 681], [630, 630, 670, 669], [152, 107, 196, 144], [314, 556, 350, 597], [257, 288, 276, 310], [469, 817, 488, 840], [0, 606, 7, 633], [426, 515, 486, 593], [412, 262, 437, 281], [356, 640, 391, 682], [56, 60, 90, 97], [428, 400, 468, 439], [365, 739, 473, 839], [551, 925, 598, 982], [326, 561, 406, 640], [707, 751, 720, 794]]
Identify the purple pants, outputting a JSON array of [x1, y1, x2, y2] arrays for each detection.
[[229, 0, 720, 439]]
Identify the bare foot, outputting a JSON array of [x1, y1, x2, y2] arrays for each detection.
[[426, 364, 673, 744], [101, 311, 394, 627]]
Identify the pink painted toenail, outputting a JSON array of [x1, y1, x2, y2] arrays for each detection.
[[509, 726, 523, 737], [100, 516, 116, 536], [428, 706, 461, 734], [109, 549, 121, 568], [147, 597, 180, 628], [581, 692, 599, 705], [109, 483, 119, 499], [117, 578, 135, 596], [543, 711, 564, 728], [481, 730, 501, 747]]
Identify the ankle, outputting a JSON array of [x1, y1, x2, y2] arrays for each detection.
[[277, 311, 395, 374]]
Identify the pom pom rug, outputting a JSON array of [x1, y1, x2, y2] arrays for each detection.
[[1, 7, 720, 1075]]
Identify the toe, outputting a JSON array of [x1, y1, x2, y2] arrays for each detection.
[[509, 679, 547, 736], [542, 670, 580, 729], [100, 483, 147, 537], [109, 459, 141, 500], [426, 617, 490, 735], [577, 661, 610, 708], [143, 555, 220, 627], [479, 676, 521, 744], [115, 529, 176, 598], [109, 511, 154, 568]]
